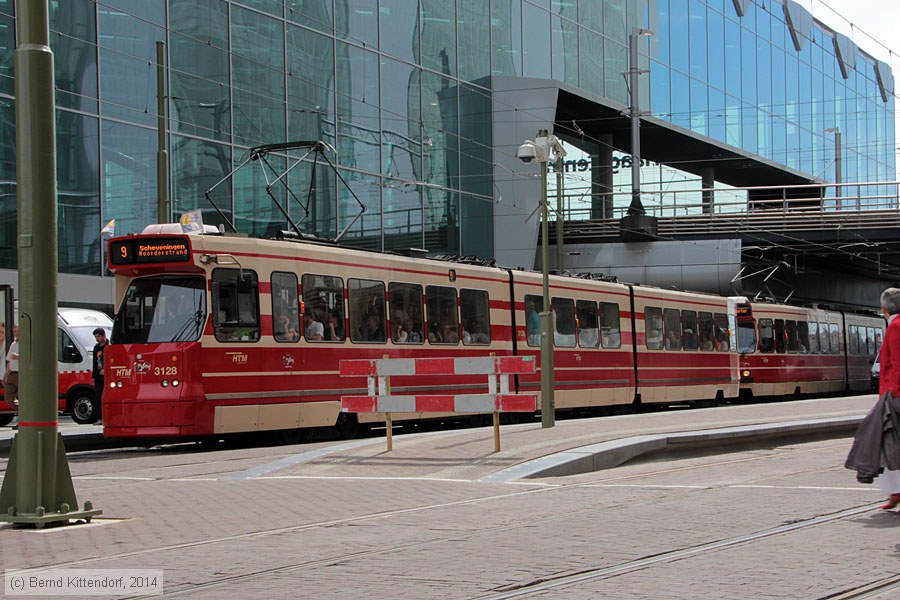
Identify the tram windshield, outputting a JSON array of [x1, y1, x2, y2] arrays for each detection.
[[737, 319, 757, 354], [113, 275, 207, 344]]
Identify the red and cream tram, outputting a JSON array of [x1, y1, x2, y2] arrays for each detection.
[[102, 226, 883, 440]]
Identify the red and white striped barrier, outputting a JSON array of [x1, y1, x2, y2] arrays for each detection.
[[339, 356, 537, 452]]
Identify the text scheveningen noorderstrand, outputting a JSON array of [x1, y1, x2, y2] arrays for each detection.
[[5, 569, 163, 596]]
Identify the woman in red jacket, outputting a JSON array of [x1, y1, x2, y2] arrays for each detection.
[[878, 287, 900, 509]]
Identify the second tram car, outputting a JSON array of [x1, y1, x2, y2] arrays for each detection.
[[102, 227, 883, 440]]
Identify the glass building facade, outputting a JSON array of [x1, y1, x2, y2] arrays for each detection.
[[0, 0, 892, 278]]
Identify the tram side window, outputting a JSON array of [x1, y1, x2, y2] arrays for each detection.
[[681, 310, 698, 350], [212, 269, 260, 342], [867, 327, 876, 355], [389, 283, 424, 344], [714, 313, 730, 351], [876, 329, 883, 353], [645, 306, 664, 350], [786, 320, 798, 353], [600, 302, 621, 349], [808, 322, 819, 353], [349, 279, 386, 343], [859, 327, 867, 356], [460, 289, 491, 345], [773, 319, 786, 353], [797, 321, 810, 353], [664, 308, 681, 350], [271, 272, 300, 343], [426, 285, 459, 344], [829, 323, 840, 354], [848, 325, 859, 355], [551, 297, 576, 348], [758, 319, 774, 353], [525, 294, 543, 347], [818, 322, 830, 354], [576, 300, 599, 348], [697, 312, 713, 351], [303, 274, 345, 342]]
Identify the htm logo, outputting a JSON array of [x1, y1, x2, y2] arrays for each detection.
[[226, 352, 248, 365], [114, 367, 132, 378]]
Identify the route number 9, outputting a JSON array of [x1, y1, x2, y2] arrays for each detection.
[[119, 245, 128, 259]]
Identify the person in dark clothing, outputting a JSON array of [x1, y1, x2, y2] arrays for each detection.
[[92, 328, 109, 417]]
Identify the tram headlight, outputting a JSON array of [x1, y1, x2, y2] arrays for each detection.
[[161, 379, 169, 387], [742, 370, 751, 378], [109, 382, 116, 389], [172, 379, 180, 387], [117, 381, 123, 388]]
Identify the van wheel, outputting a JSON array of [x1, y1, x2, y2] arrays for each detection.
[[70, 391, 99, 424], [0, 414, 12, 427]]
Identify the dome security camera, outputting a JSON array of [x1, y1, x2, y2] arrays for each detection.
[[517, 142, 537, 163]]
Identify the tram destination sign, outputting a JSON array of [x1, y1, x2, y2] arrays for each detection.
[[110, 236, 192, 266]]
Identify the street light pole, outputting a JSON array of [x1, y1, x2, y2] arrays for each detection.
[[517, 131, 567, 428]]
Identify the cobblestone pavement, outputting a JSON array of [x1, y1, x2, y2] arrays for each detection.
[[1, 395, 897, 599]]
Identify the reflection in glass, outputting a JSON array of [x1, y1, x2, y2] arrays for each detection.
[[172, 136, 233, 230], [102, 121, 157, 238], [50, 0, 97, 112], [58, 112, 100, 275]]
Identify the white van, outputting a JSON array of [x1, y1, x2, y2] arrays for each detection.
[[0, 307, 113, 425]]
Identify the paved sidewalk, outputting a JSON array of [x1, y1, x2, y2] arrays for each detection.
[[0, 394, 886, 600]]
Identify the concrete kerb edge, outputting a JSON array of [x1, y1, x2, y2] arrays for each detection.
[[477, 415, 864, 484]]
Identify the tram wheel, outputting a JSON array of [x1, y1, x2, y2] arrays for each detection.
[[275, 428, 304, 445], [335, 413, 359, 439]]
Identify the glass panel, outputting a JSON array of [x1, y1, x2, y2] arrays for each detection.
[[525, 294, 543, 347], [231, 6, 286, 147], [460, 194, 492, 258], [336, 0, 377, 46], [303, 274, 346, 341], [645, 306, 664, 350], [681, 310, 698, 350], [738, 319, 756, 353], [491, 0, 521, 77], [234, 0, 283, 17], [698, 311, 713, 351], [774, 319, 785, 353], [689, 0, 707, 81], [383, 181, 422, 252], [758, 319, 774, 353], [664, 308, 681, 350], [389, 282, 424, 344], [460, 289, 490, 345], [50, 0, 97, 112], [98, 1, 166, 126], [233, 153, 287, 237], [272, 272, 300, 342], [102, 121, 157, 238], [336, 43, 381, 175], [600, 302, 621, 349], [867, 327, 876, 355], [426, 285, 458, 344], [338, 169, 381, 250], [786, 320, 798, 353], [551, 297, 576, 348], [380, 56, 421, 184], [380, 0, 419, 63], [579, 28, 604, 98], [0, 3, 13, 96], [818, 322, 829, 354], [58, 329, 82, 363], [522, 3, 550, 79], [551, 15, 578, 86], [287, 25, 335, 146], [714, 313, 730, 351], [170, 0, 231, 140], [848, 324, 858, 354], [114, 275, 207, 344], [458, 84, 492, 197], [349, 278, 386, 343], [808, 321, 819, 354], [58, 112, 101, 275], [212, 268, 260, 342], [422, 0, 456, 76], [172, 136, 233, 230], [288, 0, 333, 33], [829, 323, 840, 355], [798, 321, 809, 354], [576, 300, 599, 348], [458, 0, 490, 82]]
